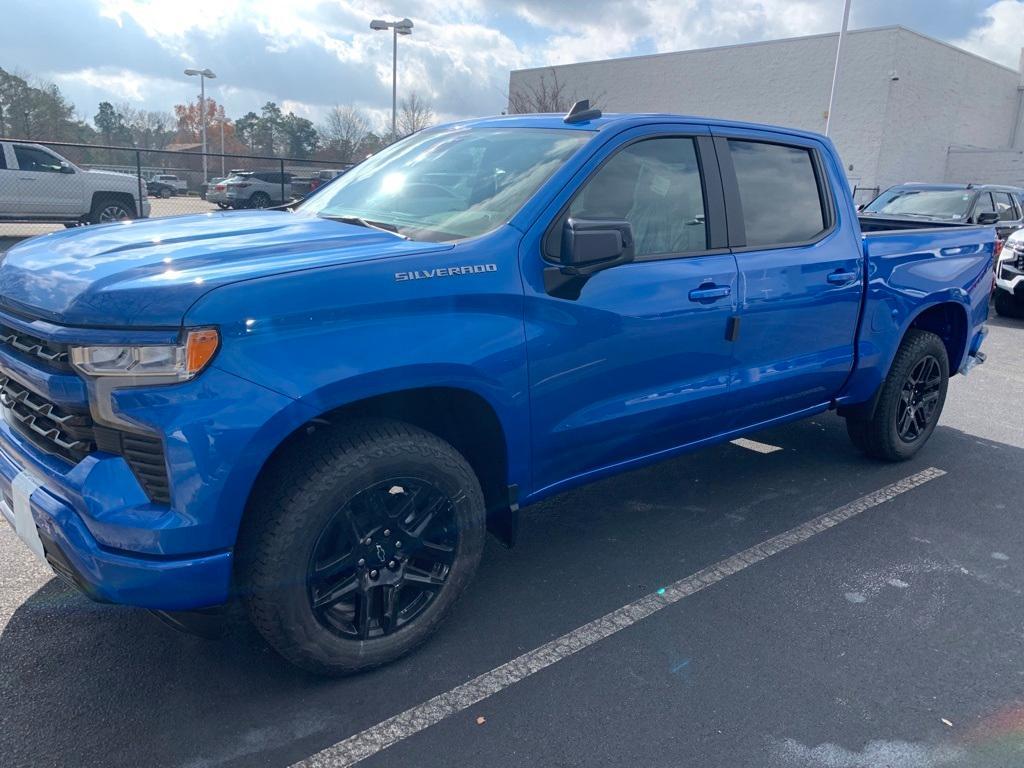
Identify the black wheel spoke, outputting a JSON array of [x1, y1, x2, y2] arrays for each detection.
[[313, 572, 359, 610], [406, 494, 448, 538], [357, 587, 381, 639], [402, 565, 445, 590], [381, 585, 401, 633], [419, 540, 456, 566]]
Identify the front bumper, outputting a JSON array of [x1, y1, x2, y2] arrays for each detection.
[[0, 308, 304, 610], [0, 428, 232, 609], [995, 248, 1024, 294]]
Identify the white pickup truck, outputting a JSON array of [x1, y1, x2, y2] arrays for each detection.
[[0, 141, 150, 226]]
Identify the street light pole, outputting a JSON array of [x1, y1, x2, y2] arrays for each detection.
[[184, 68, 217, 183], [825, 0, 852, 137], [370, 18, 413, 141]]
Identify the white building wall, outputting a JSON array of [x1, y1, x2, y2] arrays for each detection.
[[508, 27, 1024, 192]]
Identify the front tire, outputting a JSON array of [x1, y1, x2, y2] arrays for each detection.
[[88, 196, 135, 224], [240, 419, 486, 675], [994, 287, 1024, 319], [845, 329, 949, 461]]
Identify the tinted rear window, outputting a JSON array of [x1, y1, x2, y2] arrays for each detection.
[[728, 140, 827, 247]]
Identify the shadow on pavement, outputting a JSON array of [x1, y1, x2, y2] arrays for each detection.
[[0, 416, 1013, 768]]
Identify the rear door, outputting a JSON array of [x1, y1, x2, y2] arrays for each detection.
[[521, 126, 739, 493], [713, 130, 863, 427]]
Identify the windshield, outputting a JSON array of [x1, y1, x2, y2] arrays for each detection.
[[297, 126, 589, 241], [864, 188, 974, 219]]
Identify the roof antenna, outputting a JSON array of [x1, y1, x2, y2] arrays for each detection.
[[564, 99, 602, 124]]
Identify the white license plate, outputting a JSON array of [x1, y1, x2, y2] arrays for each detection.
[[1, 472, 46, 562]]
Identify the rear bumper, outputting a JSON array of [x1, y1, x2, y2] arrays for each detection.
[[0, 433, 231, 609]]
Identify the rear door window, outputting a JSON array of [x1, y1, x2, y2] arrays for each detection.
[[727, 140, 828, 247], [992, 192, 1019, 221]]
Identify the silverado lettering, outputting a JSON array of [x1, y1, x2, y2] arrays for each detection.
[[395, 264, 498, 281]]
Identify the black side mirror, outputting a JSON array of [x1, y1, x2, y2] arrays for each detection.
[[976, 211, 1000, 226], [560, 217, 634, 269], [59, 162, 75, 174], [544, 217, 635, 299]]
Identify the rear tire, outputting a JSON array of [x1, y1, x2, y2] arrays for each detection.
[[994, 287, 1024, 319], [249, 191, 272, 209], [159, 188, 172, 199], [240, 418, 486, 675], [844, 329, 948, 461]]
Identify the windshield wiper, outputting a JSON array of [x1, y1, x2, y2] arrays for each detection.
[[321, 215, 407, 238]]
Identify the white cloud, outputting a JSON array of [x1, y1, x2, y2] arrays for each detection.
[[953, 0, 1024, 70]]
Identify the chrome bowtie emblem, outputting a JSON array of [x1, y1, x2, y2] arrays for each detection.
[[376, 544, 386, 561]]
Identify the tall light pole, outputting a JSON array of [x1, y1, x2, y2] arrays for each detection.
[[370, 18, 413, 140], [824, 0, 852, 137], [184, 67, 216, 183]]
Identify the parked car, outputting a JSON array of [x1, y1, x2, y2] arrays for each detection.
[[862, 183, 1024, 240], [994, 226, 1024, 318], [0, 111, 992, 675], [147, 173, 188, 196], [290, 168, 352, 199], [199, 177, 226, 201], [0, 141, 150, 225], [224, 170, 293, 208]]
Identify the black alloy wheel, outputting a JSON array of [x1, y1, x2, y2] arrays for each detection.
[[308, 478, 458, 640], [895, 354, 942, 443]]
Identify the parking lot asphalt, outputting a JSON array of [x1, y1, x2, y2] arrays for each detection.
[[1, 319, 1022, 768]]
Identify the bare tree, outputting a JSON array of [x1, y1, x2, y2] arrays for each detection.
[[506, 68, 604, 115], [507, 68, 573, 114], [320, 105, 371, 161], [398, 92, 434, 138]]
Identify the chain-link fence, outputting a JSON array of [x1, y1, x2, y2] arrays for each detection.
[[0, 138, 353, 248]]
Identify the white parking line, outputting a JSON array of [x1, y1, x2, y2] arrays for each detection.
[[730, 437, 783, 453], [292, 467, 947, 768]]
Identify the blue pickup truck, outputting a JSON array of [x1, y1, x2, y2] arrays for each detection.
[[0, 108, 992, 674]]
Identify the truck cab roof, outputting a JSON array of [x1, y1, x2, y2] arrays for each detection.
[[447, 112, 836, 145]]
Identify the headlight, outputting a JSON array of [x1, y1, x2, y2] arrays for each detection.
[[70, 329, 219, 381]]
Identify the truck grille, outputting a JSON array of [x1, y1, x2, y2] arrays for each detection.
[[0, 324, 71, 371], [0, 376, 94, 462], [0, 375, 170, 504]]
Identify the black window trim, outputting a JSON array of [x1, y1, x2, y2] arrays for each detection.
[[541, 131, 730, 265], [714, 134, 837, 252]]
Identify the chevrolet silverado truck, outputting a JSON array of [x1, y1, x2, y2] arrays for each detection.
[[0, 107, 992, 675], [0, 141, 150, 225]]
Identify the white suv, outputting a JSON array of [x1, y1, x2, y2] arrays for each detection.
[[995, 228, 1024, 318], [0, 142, 150, 225]]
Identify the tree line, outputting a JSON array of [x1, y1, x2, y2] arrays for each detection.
[[0, 66, 434, 163]]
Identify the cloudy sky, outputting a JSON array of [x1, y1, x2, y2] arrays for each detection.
[[3, 0, 1023, 131]]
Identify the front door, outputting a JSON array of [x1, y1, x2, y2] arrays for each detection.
[[713, 131, 862, 427], [521, 129, 739, 494], [12, 144, 82, 217]]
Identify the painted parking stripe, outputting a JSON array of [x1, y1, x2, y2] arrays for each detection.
[[291, 467, 946, 768], [730, 437, 783, 454]]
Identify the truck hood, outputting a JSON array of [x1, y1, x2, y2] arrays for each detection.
[[0, 210, 452, 327]]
